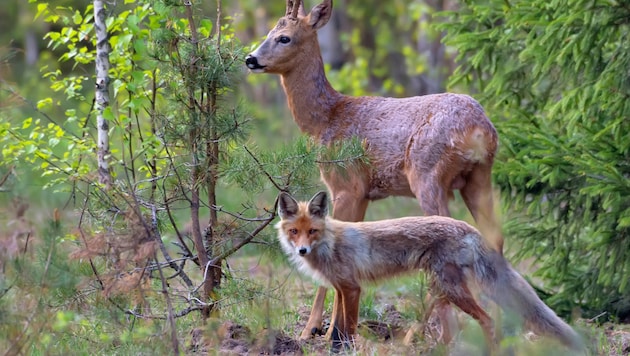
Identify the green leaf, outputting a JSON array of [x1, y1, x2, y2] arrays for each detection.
[[35, 3, 48, 20], [72, 10, 82, 25], [22, 117, 33, 129], [102, 106, 115, 121], [49, 137, 60, 148], [618, 215, 630, 229], [37, 98, 53, 110], [198, 19, 213, 37]]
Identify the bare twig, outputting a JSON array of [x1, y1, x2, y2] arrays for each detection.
[[152, 205, 194, 288], [0, 165, 13, 188], [163, 195, 196, 264], [206, 212, 275, 276], [587, 311, 607, 323], [77, 185, 105, 290], [213, 205, 275, 222], [125, 305, 206, 320]]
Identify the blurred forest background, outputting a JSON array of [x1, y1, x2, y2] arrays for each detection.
[[0, 0, 628, 354]]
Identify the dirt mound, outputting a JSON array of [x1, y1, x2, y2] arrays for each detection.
[[187, 320, 303, 355]]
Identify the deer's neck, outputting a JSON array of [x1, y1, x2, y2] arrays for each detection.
[[280, 56, 344, 140]]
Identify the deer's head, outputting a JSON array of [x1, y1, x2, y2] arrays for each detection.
[[245, 0, 333, 75]]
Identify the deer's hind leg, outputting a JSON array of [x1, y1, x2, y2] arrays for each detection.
[[406, 171, 464, 343], [406, 152, 461, 217], [410, 173, 451, 216], [460, 161, 503, 254]]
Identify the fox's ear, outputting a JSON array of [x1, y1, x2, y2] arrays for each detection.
[[307, 191, 328, 218], [277, 192, 299, 219]]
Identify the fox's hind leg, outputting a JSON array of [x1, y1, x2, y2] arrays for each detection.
[[404, 295, 458, 345], [448, 289, 496, 350], [437, 263, 497, 352]]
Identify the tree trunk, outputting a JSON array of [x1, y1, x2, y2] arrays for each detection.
[[94, 0, 112, 187]]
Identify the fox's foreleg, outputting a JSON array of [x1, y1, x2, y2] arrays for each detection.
[[299, 286, 328, 340], [330, 284, 361, 351], [313, 190, 369, 341]]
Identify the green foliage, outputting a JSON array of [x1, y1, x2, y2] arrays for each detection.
[[3, 0, 625, 353], [0, 0, 371, 353], [441, 0, 630, 319], [222, 135, 367, 197]]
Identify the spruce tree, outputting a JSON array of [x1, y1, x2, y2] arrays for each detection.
[[442, 0, 630, 320]]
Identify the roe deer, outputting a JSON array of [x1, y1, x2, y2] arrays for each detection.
[[246, 0, 503, 343]]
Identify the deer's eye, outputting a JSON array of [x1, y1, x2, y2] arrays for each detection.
[[278, 36, 291, 44], [289, 228, 298, 235], [308, 229, 318, 235]]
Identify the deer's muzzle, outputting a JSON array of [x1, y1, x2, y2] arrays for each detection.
[[245, 55, 265, 71]]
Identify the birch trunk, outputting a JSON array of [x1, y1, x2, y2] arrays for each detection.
[[94, 0, 112, 187]]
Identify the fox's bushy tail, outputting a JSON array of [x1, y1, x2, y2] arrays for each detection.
[[475, 251, 585, 351]]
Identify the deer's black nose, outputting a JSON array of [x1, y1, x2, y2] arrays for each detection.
[[245, 55, 264, 70]]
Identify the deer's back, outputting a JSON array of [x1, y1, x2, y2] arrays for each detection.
[[323, 93, 497, 200], [332, 93, 492, 142]]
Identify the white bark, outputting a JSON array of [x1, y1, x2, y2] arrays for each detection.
[[94, 0, 111, 187]]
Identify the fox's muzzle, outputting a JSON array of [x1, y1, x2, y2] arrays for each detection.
[[297, 246, 311, 256]]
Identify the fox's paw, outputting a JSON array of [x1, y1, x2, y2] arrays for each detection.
[[299, 326, 322, 340], [299, 320, 328, 340], [299, 328, 316, 340], [330, 327, 353, 353]]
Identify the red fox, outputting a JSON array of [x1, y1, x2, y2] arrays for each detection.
[[275, 191, 585, 352]]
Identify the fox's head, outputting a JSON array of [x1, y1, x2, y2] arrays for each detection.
[[276, 191, 328, 256]]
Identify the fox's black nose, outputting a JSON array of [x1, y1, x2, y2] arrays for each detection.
[[245, 55, 263, 70], [298, 247, 308, 256]]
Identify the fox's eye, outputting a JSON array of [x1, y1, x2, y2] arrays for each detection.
[[308, 229, 318, 234], [278, 36, 291, 44], [289, 228, 298, 235]]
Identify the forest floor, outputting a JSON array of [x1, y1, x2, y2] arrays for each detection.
[[185, 255, 630, 356], [2, 206, 628, 355], [191, 300, 630, 355]]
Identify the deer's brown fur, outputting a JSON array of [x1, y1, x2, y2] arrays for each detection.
[[246, 0, 503, 342]]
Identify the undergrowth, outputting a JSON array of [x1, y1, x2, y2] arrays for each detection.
[[0, 197, 625, 355]]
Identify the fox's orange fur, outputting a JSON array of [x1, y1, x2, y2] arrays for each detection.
[[276, 191, 585, 352]]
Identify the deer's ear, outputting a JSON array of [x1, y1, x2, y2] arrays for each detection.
[[278, 192, 299, 219], [306, 0, 332, 30], [307, 191, 329, 218]]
